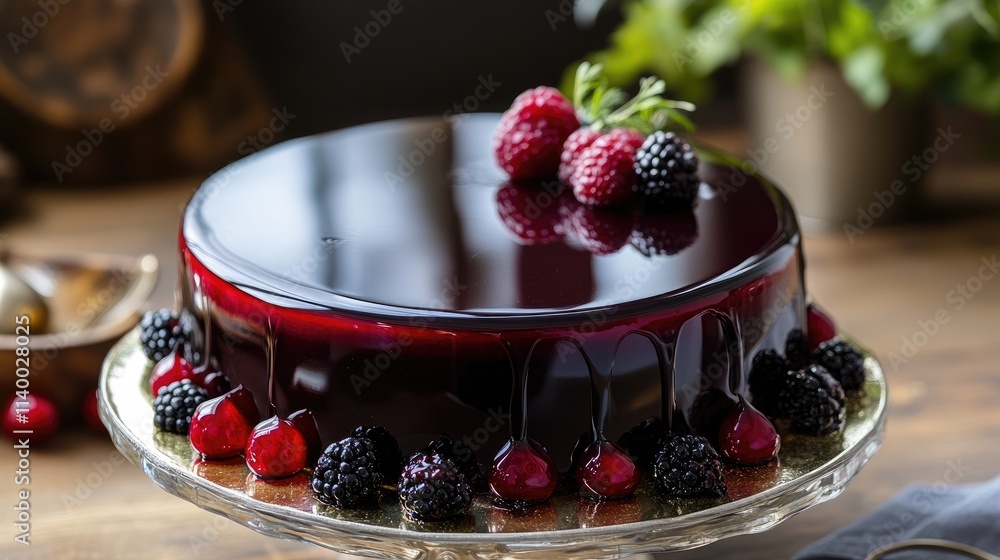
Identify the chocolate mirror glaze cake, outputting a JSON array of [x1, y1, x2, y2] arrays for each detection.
[[178, 114, 804, 472]]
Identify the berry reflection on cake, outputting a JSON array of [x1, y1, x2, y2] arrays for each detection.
[[139, 66, 868, 522]]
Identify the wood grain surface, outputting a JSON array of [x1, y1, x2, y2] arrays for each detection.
[[1, 174, 999, 560]]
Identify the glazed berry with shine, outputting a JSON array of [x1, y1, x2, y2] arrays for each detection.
[[245, 416, 308, 479], [153, 379, 209, 435], [312, 437, 383, 508], [489, 438, 559, 505], [188, 385, 258, 460], [576, 441, 641, 500], [2, 393, 59, 445], [718, 399, 780, 465], [399, 452, 472, 521], [493, 86, 580, 181], [149, 351, 198, 397]]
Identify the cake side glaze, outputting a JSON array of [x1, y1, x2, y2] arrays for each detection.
[[178, 114, 805, 472]]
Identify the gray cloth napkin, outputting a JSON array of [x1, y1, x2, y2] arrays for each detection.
[[794, 476, 1000, 560]]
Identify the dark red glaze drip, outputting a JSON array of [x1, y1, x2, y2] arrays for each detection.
[[178, 115, 807, 472]]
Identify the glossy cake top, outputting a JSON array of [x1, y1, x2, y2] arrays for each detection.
[[183, 115, 797, 323]]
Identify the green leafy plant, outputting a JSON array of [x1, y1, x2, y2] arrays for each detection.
[[584, 0, 1000, 112]]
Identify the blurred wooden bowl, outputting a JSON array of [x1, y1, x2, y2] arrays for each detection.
[[0, 252, 158, 417], [0, 0, 203, 129]]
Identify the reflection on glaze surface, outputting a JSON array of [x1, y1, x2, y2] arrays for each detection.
[[179, 115, 805, 472]]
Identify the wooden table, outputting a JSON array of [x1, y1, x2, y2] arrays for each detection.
[[2, 177, 1000, 560]]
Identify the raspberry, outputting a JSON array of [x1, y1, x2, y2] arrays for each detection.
[[630, 206, 698, 256], [609, 127, 644, 150], [351, 425, 403, 482], [495, 182, 567, 245], [633, 131, 699, 204], [153, 379, 209, 435], [652, 434, 726, 497], [569, 133, 638, 207], [617, 417, 665, 466], [139, 309, 188, 363], [422, 435, 482, 484], [785, 328, 809, 369], [494, 86, 580, 181], [559, 128, 601, 183], [567, 203, 635, 255], [311, 437, 383, 508], [747, 350, 790, 417], [778, 365, 846, 436], [398, 453, 472, 522], [812, 339, 865, 392]]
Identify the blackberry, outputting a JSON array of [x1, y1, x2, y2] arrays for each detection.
[[398, 453, 472, 522], [422, 435, 482, 483], [153, 379, 209, 435], [748, 350, 790, 417], [139, 309, 187, 362], [617, 417, 665, 466], [633, 131, 699, 204], [652, 434, 726, 497], [778, 365, 846, 436], [351, 425, 403, 482], [311, 437, 383, 508], [812, 339, 865, 392], [785, 328, 809, 369]]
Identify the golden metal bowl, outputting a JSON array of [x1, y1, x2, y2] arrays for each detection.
[[0, 251, 157, 414]]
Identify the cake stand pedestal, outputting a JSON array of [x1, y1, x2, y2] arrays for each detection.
[[99, 330, 887, 560]]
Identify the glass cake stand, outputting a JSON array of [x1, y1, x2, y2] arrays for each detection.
[[99, 330, 887, 560]]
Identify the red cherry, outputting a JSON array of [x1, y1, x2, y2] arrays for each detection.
[[83, 389, 106, 433], [2, 394, 59, 445], [719, 400, 780, 465], [807, 304, 837, 351], [244, 416, 307, 479], [195, 369, 233, 397], [287, 409, 321, 463], [576, 441, 640, 500], [189, 386, 258, 460], [489, 438, 558, 505], [149, 352, 199, 396]]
